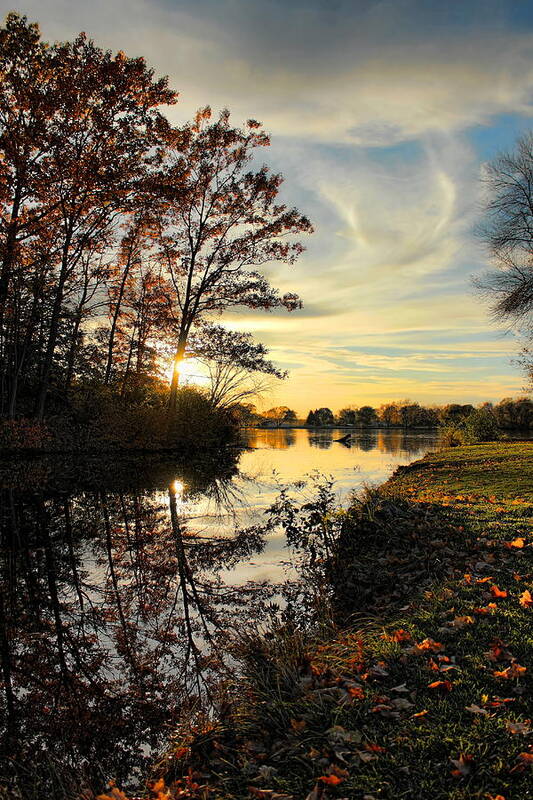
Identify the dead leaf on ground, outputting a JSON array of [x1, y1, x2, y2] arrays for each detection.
[[450, 753, 474, 777]]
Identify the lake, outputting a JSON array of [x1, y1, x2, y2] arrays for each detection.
[[0, 428, 438, 796]]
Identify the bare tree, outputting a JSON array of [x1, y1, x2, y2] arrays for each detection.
[[190, 324, 285, 408], [478, 132, 533, 330]]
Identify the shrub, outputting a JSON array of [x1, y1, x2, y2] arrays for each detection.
[[0, 419, 51, 451], [439, 424, 466, 447], [169, 386, 237, 449], [462, 407, 500, 443]]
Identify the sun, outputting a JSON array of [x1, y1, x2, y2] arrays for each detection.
[[164, 357, 208, 387]]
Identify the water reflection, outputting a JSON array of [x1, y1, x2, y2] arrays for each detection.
[[307, 429, 334, 449], [0, 429, 438, 797], [0, 454, 272, 796]]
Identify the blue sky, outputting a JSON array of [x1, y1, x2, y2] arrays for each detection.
[[6, 0, 533, 412]]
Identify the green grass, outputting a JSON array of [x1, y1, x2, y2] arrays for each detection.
[[392, 441, 533, 501], [112, 443, 533, 800]]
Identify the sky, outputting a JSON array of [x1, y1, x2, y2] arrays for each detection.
[[5, 0, 533, 413]]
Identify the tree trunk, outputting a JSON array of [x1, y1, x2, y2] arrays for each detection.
[[168, 336, 187, 413], [36, 272, 66, 421], [64, 311, 83, 391], [104, 259, 133, 385]]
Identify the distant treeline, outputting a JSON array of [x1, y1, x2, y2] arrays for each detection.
[[255, 398, 533, 430]]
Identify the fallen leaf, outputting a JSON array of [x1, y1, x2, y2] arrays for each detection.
[[290, 718, 306, 732], [505, 537, 525, 549], [450, 615, 475, 628], [346, 686, 364, 700], [465, 704, 488, 716], [249, 790, 293, 800], [450, 753, 474, 777], [493, 664, 527, 679], [428, 680, 453, 692], [486, 641, 512, 662], [520, 590, 533, 608], [357, 750, 377, 763], [408, 638, 443, 654], [474, 603, 497, 615], [364, 743, 386, 753], [382, 628, 411, 642], [97, 785, 129, 800], [391, 697, 414, 710], [490, 585, 508, 599], [486, 696, 515, 707], [505, 720, 531, 735], [319, 776, 342, 785]]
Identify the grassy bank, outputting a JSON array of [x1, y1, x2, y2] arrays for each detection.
[[106, 443, 533, 800]]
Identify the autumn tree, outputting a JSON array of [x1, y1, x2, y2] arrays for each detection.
[[263, 406, 296, 427], [0, 14, 177, 419], [305, 410, 317, 426], [33, 33, 175, 419], [313, 407, 335, 426], [337, 406, 357, 425], [356, 405, 378, 426], [154, 108, 312, 412]]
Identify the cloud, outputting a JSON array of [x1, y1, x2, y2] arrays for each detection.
[[12, 0, 532, 408], [16, 0, 533, 145]]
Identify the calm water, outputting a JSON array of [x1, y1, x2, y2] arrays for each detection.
[[0, 428, 438, 795], [210, 427, 439, 583]]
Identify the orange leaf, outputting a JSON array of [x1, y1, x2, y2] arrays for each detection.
[[409, 638, 443, 654], [490, 585, 508, 599], [364, 742, 386, 752], [319, 774, 343, 785], [493, 663, 527, 679], [474, 603, 497, 614], [505, 537, 525, 549], [519, 590, 533, 608], [428, 680, 453, 691], [290, 718, 307, 731], [411, 709, 429, 718], [97, 783, 129, 800], [390, 628, 411, 642]]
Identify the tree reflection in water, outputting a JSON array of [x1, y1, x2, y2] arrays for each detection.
[[0, 450, 273, 798]]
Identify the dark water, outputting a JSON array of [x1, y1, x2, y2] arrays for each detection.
[[0, 428, 438, 796]]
